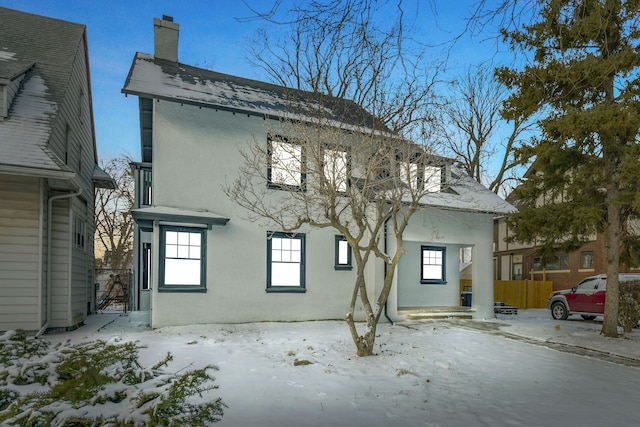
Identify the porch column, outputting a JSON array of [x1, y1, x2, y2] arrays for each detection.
[[471, 241, 494, 319]]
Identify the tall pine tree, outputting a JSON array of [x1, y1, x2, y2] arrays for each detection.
[[497, 0, 640, 337]]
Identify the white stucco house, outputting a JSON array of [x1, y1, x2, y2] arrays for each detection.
[[0, 8, 114, 334], [122, 16, 515, 329]]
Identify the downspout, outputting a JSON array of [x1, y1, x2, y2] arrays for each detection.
[[36, 187, 83, 338], [383, 216, 394, 325]]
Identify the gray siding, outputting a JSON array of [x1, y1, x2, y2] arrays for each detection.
[[70, 196, 88, 325], [0, 175, 43, 331], [49, 197, 70, 328], [45, 39, 95, 330]]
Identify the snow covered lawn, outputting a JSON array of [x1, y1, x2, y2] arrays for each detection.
[[3, 309, 640, 426]]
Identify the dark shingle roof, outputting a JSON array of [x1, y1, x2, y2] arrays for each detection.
[[122, 53, 388, 134], [0, 7, 85, 177], [0, 7, 85, 103]]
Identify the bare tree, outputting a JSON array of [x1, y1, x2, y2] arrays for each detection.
[[439, 65, 532, 195], [226, 110, 451, 356], [228, 0, 449, 356], [94, 155, 134, 271], [244, 0, 442, 135]]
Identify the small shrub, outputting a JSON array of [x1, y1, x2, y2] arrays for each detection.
[[0, 338, 226, 426], [619, 280, 640, 333], [0, 390, 19, 411]]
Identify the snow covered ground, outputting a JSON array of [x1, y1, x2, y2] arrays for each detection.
[[34, 309, 639, 427]]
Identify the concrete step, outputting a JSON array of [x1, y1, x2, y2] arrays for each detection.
[[398, 306, 474, 320]]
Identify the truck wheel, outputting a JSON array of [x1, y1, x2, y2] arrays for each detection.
[[581, 315, 597, 320], [551, 302, 569, 320]]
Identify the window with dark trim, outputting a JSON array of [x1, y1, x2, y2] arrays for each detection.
[[267, 232, 306, 293], [142, 242, 152, 290], [324, 148, 349, 193], [159, 226, 206, 292], [421, 245, 446, 284], [334, 235, 352, 270], [399, 160, 442, 193], [268, 137, 305, 190]]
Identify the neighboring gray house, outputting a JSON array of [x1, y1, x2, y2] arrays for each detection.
[[0, 8, 114, 334], [122, 16, 515, 329]]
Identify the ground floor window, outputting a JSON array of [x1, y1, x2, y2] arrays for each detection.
[[533, 254, 568, 271], [267, 232, 306, 292], [142, 242, 151, 290], [334, 235, 352, 270], [159, 226, 206, 292], [421, 245, 446, 284]]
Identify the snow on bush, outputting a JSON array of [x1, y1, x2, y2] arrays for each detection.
[[0, 330, 225, 426]]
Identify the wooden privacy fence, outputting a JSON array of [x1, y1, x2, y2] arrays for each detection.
[[460, 280, 553, 309]]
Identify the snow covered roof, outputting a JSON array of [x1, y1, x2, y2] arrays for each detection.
[[0, 7, 95, 182], [0, 72, 74, 178], [122, 53, 386, 133], [420, 168, 516, 215], [121, 45, 513, 216]]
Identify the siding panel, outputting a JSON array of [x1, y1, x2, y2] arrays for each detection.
[[0, 175, 42, 331]]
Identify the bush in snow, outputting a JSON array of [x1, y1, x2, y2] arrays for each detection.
[[0, 333, 225, 426]]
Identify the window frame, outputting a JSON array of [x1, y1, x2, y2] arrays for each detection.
[[267, 232, 306, 293], [334, 235, 353, 270], [73, 215, 86, 251], [158, 225, 207, 293], [420, 245, 447, 285], [323, 146, 350, 193], [397, 154, 443, 193], [423, 164, 443, 193], [580, 251, 594, 269], [267, 136, 306, 190], [533, 254, 569, 271]]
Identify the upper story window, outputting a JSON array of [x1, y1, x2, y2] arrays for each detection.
[[73, 215, 86, 250], [77, 143, 82, 174], [399, 161, 420, 189], [64, 124, 71, 165], [268, 137, 305, 189], [399, 160, 442, 193], [581, 251, 594, 269], [141, 169, 152, 206], [424, 165, 442, 192], [131, 163, 152, 207], [324, 148, 348, 192]]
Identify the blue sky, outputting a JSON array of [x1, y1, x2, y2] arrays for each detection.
[[0, 0, 510, 162]]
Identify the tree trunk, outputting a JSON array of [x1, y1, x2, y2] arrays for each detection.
[[346, 312, 377, 357], [345, 265, 380, 357], [601, 156, 621, 337]]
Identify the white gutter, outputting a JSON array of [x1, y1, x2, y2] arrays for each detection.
[[35, 187, 83, 338]]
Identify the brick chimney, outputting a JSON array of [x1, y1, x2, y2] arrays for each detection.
[[153, 15, 179, 62]]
